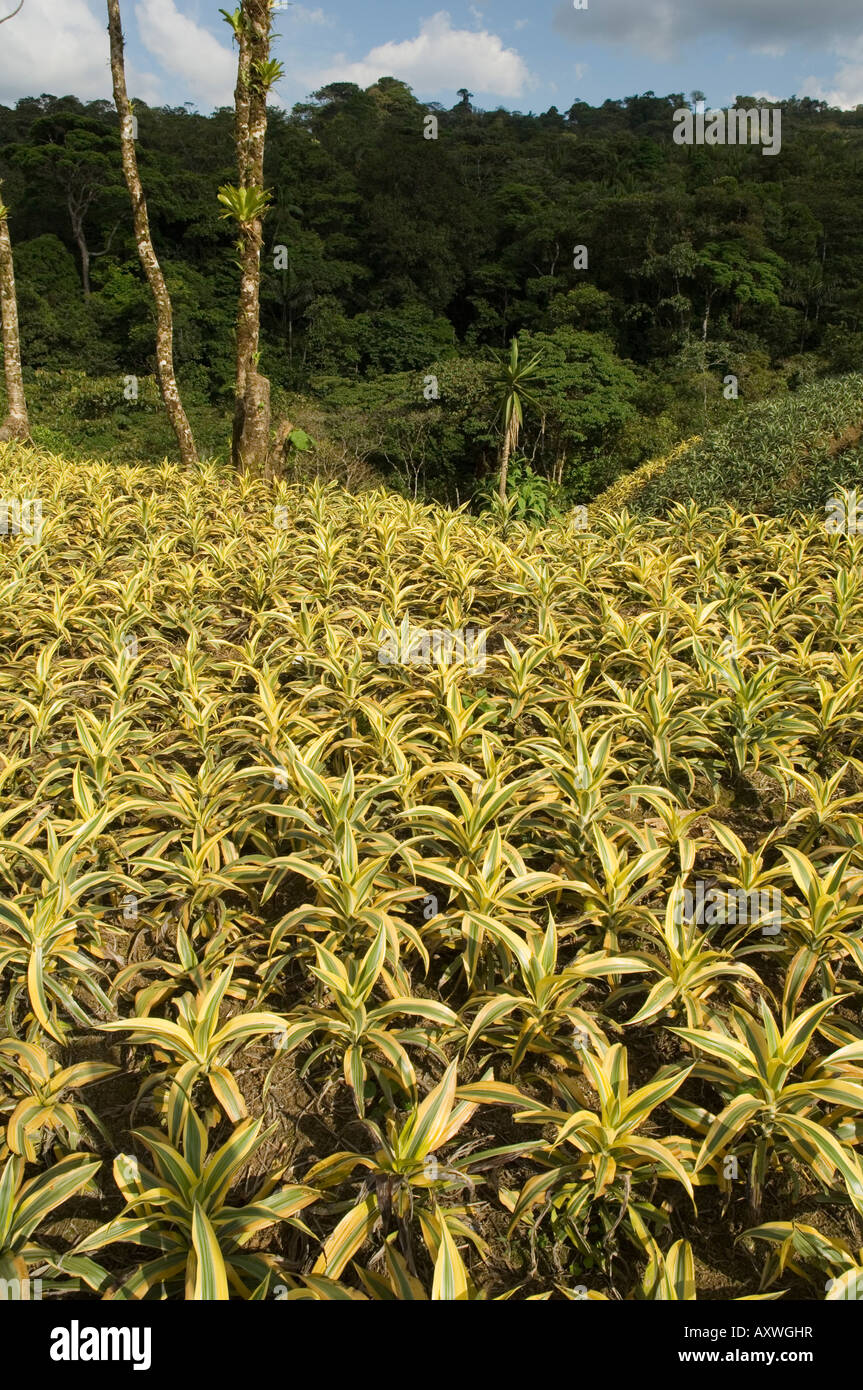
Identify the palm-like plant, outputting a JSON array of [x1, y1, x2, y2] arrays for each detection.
[[0, 810, 134, 1039], [0, 1039, 116, 1160], [670, 997, 863, 1215], [557, 824, 669, 955], [776, 846, 863, 1016], [110, 921, 256, 1017], [463, 914, 644, 1070], [76, 1110, 319, 1299], [270, 923, 459, 1115], [492, 337, 543, 501], [307, 1061, 501, 1280], [626, 1208, 781, 1301], [741, 1220, 863, 1301], [4, 449, 863, 1301], [100, 967, 285, 1129], [0, 1151, 102, 1295], [617, 883, 760, 1028], [414, 830, 563, 984], [506, 1044, 695, 1227]]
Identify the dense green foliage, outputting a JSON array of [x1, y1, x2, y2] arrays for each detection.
[[2, 87, 862, 498], [628, 373, 863, 515]]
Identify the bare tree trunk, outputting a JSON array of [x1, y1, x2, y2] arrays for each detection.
[[68, 192, 92, 299], [814, 237, 828, 329], [106, 0, 198, 466], [700, 290, 715, 428], [232, 0, 272, 474], [498, 413, 517, 500], [0, 185, 29, 442]]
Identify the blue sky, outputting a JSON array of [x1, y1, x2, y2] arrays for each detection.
[[3, 0, 863, 113]]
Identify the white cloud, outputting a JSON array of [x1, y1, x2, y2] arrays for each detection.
[[310, 11, 531, 98], [134, 0, 236, 109], [0, 0, 110, 104], [275, 4, 334, 26], [802, 35, 863, 108], [126, 65, 166, 106]]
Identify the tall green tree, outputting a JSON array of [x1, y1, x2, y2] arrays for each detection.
[[520, 327, 640, 490], [9, 114, 123, 299]]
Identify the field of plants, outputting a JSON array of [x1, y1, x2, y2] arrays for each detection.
[[626, 373, 863, 517], [2, 442, 863, 1302]]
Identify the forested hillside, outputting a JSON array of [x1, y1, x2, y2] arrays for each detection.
[[2, 86, 862, 498]]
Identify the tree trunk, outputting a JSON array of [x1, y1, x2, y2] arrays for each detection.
[[814, 237, 828, 329], [700, 291, 714, 428], [69, 201, 91, 299], [106, 0, 198, 466], [65, 186, 95, 300], [0, 187, 29, 442], [498, 413, 517, 500], [231, 0, 272, 474]]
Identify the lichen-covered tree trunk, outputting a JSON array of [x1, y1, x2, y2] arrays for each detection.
[[498, 412, 518, 500], [232, 0, 271, 473], [106, 0, 197, 466], [0, 185, 29, 442]]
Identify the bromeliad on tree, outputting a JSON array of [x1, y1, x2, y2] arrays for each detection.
[[221, 1, 285, 475]]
